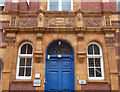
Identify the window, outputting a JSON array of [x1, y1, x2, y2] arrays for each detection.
[[48, 0, 73, 11], [87, 42, 104, 80], [105, 17, 110, 26], [16, 42, 33, 79], [117, 0, 120, 11], [0, 0, 5, 11]]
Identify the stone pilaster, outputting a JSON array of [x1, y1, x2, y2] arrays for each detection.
[[2, 32, 16, 90], [77, 33, 85, 63], [105, 33, 119, 90], [34, 33, 43, 63]]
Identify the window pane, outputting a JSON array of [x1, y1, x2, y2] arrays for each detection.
[[96, 68, 102, 77], [94, 44, 100, 54], [88, 58, 94, 67], [26, 58, 32, 66], [89, 68, 95, 77], [95, 58, 100, 67], [25, 68, 31, 76], [62, 0, 71, 11], [21, 44, 27, 54], [19, 67, 24, 76], [27, 44, 32, 54], [20, 58, 25, 66], [50, 0, 59, 11], [88, 44, 93, 54]]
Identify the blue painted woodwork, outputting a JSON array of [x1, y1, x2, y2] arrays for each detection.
[[45, 41, 75, 91]]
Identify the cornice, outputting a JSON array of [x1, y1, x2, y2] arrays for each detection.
[[3, 27, 117, 33], [1, 9, 119, 16]]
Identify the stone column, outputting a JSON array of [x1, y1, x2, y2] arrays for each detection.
[[105, 33, 119, 90]]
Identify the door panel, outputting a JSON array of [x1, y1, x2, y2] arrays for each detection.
[[46, 56, 74, 90], [49, 71, 59, 90], [61, 71, 71, 90]]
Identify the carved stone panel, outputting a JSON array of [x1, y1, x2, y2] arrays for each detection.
[[5, 37, 16, 45], [46, 17, 74, 27], [19, 17, 38, 27], [84, 17, 102, 27], [105, 37, 115, 47], [78, 56, 85, 63]]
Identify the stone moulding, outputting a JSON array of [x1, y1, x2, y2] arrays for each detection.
[[3, 27, 117, 33]]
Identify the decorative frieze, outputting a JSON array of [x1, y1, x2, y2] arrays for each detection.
[[19, 17, 38, 27], [46, 17, 74, 27], [84, 17, 102, 27]]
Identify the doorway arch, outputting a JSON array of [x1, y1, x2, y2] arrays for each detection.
[[45, 40, 75, 90]]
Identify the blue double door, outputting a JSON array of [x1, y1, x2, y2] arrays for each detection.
[[45, 55, 75, 91]]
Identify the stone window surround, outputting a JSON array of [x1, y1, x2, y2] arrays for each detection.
[[87, 42, 105, 80], [16, 42, 33, 80], [47, 0, 73, 11]]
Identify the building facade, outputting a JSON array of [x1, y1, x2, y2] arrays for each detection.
[[0, 0, 120, 91]]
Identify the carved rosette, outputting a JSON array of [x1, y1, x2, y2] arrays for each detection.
[[5, 37, 16, 46], [105, 37, 115, 47]]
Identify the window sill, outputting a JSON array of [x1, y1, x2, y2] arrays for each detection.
[[87, 80, 108, 84], [11, 79, 33, 84]]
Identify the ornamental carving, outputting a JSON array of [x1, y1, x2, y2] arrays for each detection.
[[5, 37, 16, 45], [46, 17, 74, 27], [105, 37, 115, 47], [35, 56, 43, 63], [19, 18, 38, 27], [78, 56, 85, 63], [84, 17, 102, 27]]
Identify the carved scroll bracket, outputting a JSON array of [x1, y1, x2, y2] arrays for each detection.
[[77, 52, 86, 63]]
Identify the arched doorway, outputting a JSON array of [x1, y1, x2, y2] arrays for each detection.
[[45, 40, 75, 90]]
